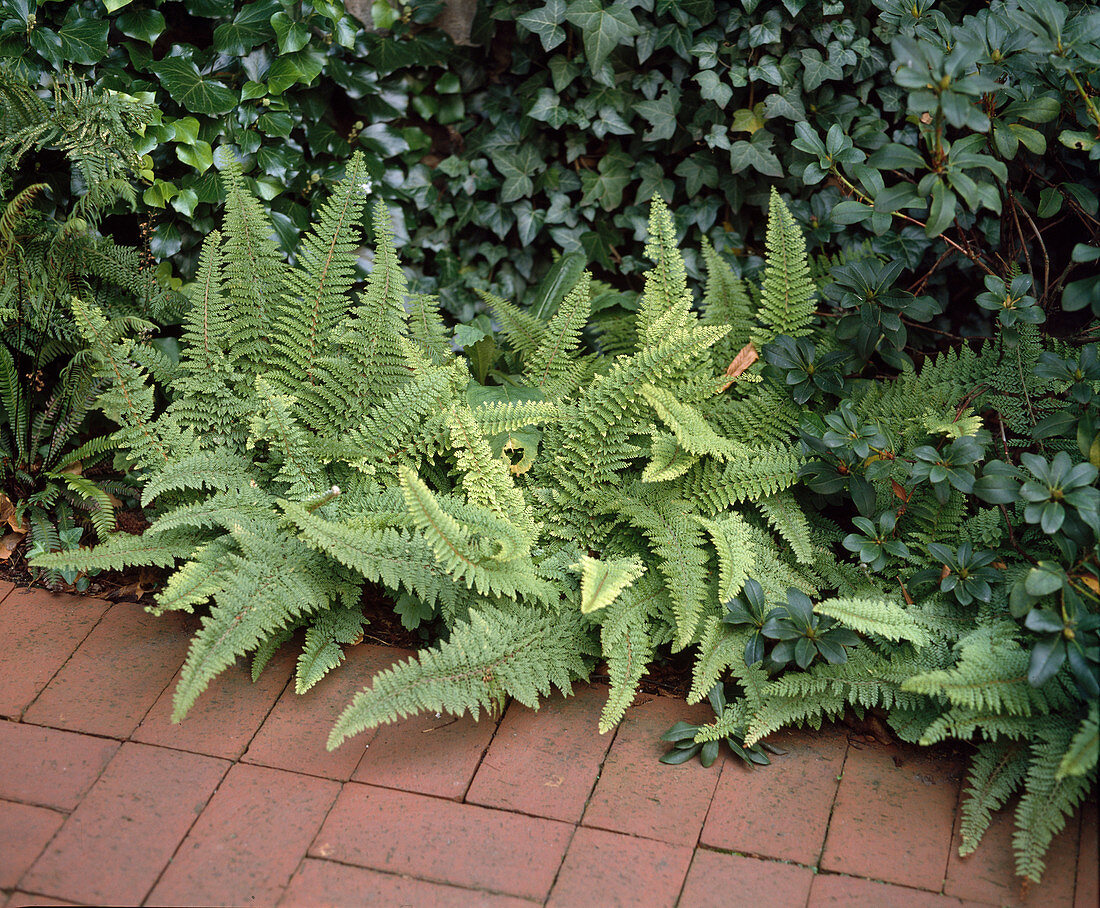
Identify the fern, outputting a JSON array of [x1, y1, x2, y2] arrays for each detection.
[[575, 554, 647, 614], [752, 188, 815, 345], [328, 606, 590, 748], [814, 597, 931, 646]]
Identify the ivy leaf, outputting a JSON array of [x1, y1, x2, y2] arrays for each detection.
[[116, 9, 166, 45], [271, 11, 309, 55], [729, 133, 782, 177], [491, 146, 545, 203], [580, 148, 632, 210], [514, 201, 547, 246], [212, 0, 278, 56], [358, 123, 410, 157], [176, 139, 214, 175], [57, 17, 109, 64], [29, 27, 65, 69], [800, 47, 842, 90], [265, 47, 326, 94], [518, 0, 567, 52], [633, 88, 679, 141], [694, 70, 732, 108], [153, 57, 238, 116], [674, 155, 718, 196], [926, 180, 957, 237], [528, 88, 570, 128], [730, 103, 767, 134], [565, 0, 641, 70]]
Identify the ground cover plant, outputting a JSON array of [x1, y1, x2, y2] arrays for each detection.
[[36, 153, 1098, 883], [12, 0, 1099, 890]]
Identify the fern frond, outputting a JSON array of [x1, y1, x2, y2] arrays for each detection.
[[481, 290, 548, 358], [447, 404, 532, 541], [270, 153, 370, 387], [700, 238, 754, 363], [341, 201, 413, 401], [32, 528, 196, 572], [328, 606, 590, 747], [637, 197, 695, 347], [814, 597, 931, 646], [903, 629, 1071, 718], [1057, 702, 1098, 780], [642, 433, 699, 482], [296, 605, 367, 694], [593, 574, 667, 731], [641, 384, 742, 460], [689, 617, 750, 704], [1013, 729, 1096, 882], [574, 553, 646, 614], [217, 154, 290, 373], [694, 512, 753, 605], [613, 492, 710, 651], [673, 446, 803, 514], [282, 501, 461, 613], [958, 739, 1030, 856], [752, 188, 815, 345], [525, 272, 592, 399], [406, 292, 450, 364], [140, 450, 256, 507], [171, 543, 335, 721], [755, 490, 813, 564], [149, 541, 234, 614], [471, 399, 559, 437]]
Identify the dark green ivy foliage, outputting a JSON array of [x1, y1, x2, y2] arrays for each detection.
[[0, 67, 179, 585], [6, 0, 1097, 323], [0, 0, 454, 275]]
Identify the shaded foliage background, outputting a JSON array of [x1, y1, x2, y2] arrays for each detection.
[[3, 0, 1098, 326]]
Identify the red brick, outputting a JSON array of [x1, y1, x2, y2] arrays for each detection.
[[311, 783, 572, 901], [582, 695, 719, 846], [132, 644, 295, 759], [820, 742, 961, 891], [466, 684, 611, 821], [0, 721, 118, 810], [243, 643, 394, 780], [547, 826, 693, 907], [146, 762, 339, 907], [945, 795, 1079, 907], [352, 703, 498, 801], [0, 589, 110, 719], [678, 849, 815, 907], [278, 859, 537, 907], [809, 873, 982, 906], [22, 603, 193, 738], [21, 742, 227, 905], [1076, 797, 1098, 908], [701, 724, 847, 865], [0, 801, 64, 889]]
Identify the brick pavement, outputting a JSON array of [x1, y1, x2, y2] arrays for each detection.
[[0, 584, 1094, 907]]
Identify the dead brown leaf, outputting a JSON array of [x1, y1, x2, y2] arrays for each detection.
[[0, 492, 25, 534], [108, 566, 159, 602], [720, 342, 759, 391], [0, 532, 22, 562]]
